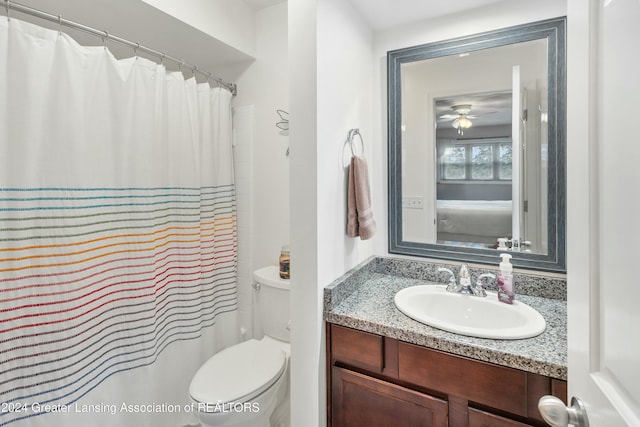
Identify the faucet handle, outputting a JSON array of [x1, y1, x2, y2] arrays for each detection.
[[473, 273, 496, 297], [437, 267, 457, 291]]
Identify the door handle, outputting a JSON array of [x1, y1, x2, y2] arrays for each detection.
[[538, 396, 589, 427]]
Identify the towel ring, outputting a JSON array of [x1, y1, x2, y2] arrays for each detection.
[[347, 129, 364, 157]]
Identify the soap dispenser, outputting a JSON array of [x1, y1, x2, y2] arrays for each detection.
[[497, 253, 514, 304]]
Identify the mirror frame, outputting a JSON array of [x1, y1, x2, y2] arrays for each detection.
[[388, 17, 566, 273]]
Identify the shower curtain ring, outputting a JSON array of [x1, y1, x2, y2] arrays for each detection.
[[134, 42, 140, 59], [57, 14, 62, 34], [102, 31, 108, 50], [192, 66, 197, 78], [160, 52, 166, 66], [5, 0, 10, 21]]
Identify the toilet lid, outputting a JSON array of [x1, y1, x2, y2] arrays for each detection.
[[189, 339, 287, 405]]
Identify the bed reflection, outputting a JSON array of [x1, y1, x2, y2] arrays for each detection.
[[436, 199, 512, 247]]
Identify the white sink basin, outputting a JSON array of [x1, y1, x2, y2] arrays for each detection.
[[394, 285, 546, 340]]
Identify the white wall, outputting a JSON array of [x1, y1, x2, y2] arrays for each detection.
[[232, 2, 289, 338], [371, 0, 568, 256], [232, 106, 255, 340], [317, 0, 374, 289], [564, 0, 595, 414], [288, 0, 319, 425], [141, 0, 256, 57], [289, 0, 374, 425]]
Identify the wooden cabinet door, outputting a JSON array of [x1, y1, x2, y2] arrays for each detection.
[[332, 366, 448, 427]]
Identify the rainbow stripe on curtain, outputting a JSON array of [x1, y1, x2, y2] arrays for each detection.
[[0, 186, 237, 425]]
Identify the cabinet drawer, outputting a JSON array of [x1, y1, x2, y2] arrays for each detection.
[[399, 342, 528, 416], [331, 324, 383, 372], [332, 366, 448, 427]]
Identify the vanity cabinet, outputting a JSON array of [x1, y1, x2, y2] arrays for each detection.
[[327, 324, 567, 427]]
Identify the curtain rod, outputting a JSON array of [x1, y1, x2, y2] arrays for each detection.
[[2, 0, 237, 96]]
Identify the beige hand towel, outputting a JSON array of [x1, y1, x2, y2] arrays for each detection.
[[347, 155, 376, 240]]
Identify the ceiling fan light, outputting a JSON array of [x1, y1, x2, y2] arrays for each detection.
[[452, 118, 460, 129], [458, 116, 472, 129]]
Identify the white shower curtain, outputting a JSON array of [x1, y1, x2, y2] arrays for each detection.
[[0, 17, 239, 427]]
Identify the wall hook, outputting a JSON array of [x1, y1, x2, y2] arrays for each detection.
[[275, 109, 289, 157], [276, 109, 289, 131]]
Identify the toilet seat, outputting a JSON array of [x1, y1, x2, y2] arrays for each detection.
[[189, 338, 287, 409]]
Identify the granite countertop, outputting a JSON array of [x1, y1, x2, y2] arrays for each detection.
[[324, 259, 567, 381]]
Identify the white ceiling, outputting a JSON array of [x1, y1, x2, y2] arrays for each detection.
[[242, 0, 286, 11], [436, 92, 512, 128], [348, 0, 507, 30], [243, 0, 507, 27], [243, 0, 516, 30]]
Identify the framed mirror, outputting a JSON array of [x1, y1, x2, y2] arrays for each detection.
[[388, 17, 566, 272]]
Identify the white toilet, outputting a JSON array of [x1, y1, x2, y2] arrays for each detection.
[[189, 266, 290, 427]]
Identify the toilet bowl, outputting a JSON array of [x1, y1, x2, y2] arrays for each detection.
[[189, 266, 290, 427]]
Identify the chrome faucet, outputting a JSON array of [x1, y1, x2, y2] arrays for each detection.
[[437, 264, 495, 297], [474, 273, 496, 297], [436, 266, 456, 291]]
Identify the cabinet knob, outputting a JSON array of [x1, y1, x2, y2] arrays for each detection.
[[538, 396, 589, 427]]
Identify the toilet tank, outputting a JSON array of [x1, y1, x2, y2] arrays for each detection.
[[253, 266, 290, 342]]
